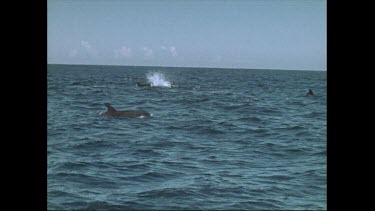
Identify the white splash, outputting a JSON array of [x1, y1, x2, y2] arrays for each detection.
[[146, 72, 172, 87]]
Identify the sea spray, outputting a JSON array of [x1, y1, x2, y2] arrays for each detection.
[[146, 72, 172, 87]]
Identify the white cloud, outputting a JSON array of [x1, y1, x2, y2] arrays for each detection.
[[80, 41, 90, 49], [114, 46, 132, 59], [169, 46, 177, 57], [80, 40, 98, 56], [141, 47, 153, 59], [161, 46, 177, 57], [68, 49, 78, 58]]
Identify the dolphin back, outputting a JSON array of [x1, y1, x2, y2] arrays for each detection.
[[117, 110, 150, 117], [102, 103, 150, 118]]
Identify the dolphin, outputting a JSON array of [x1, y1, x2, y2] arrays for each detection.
[[306, 89, 315, 96], [100, 103, 150, 118], [136, 82, 178, 88], [171, 82, 178, 88], [136, 82, 152, 87]]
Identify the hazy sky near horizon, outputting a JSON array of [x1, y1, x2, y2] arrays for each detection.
[[48, 0, 326, 70]]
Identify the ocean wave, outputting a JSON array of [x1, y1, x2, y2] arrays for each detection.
[[283, 147, 309, 154], [312, 150, 326, 156], [51, 161, 90, 172], [197, 126, 226, 135], [295, 130, 311, 136], [69, 139, 116, 151], [151, 140, 204, 151], [125, 171, 178, 182], [238, 116, 263, 122], [131, 149, 164, 157], [274, 125, 305, 132], [303, 111, 326, 118], [220, 103, 249, 111], [50, 172, 120, 189], [168, 123, 227, 135], [161, 161, 200, 170], [259, 174, 294, 181], [84, 200, 138, 210], [48, 65, 326, 210], [126, 163, 152, 169], [137, 187, 205, 199], [229, 200, 282, 210], [48, 190, 79, 198], [302, 169, 326, 178], [257, 107, 281, 114], [216, 120, 238, 128], [184, 96, 211, 104]]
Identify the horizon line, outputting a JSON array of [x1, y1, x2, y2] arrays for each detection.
[[47, 63, 326, 72]]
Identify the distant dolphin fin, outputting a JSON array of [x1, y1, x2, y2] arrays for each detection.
[[104, 103, 117, 112]]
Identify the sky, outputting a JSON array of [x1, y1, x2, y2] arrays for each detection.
[[48, 0, 326, 70]]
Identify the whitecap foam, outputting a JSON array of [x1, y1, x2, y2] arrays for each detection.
[[146, 72, 172, 87]]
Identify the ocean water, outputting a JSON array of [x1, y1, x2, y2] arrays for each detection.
[[47, 64, 326, 210]]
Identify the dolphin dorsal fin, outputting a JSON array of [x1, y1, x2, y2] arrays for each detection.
[[104, 103, 117, 112]]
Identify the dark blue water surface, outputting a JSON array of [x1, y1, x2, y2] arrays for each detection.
[[47, 64, 326, 210]]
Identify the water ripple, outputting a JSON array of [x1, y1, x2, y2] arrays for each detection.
[[48, 65, 326, 210]]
